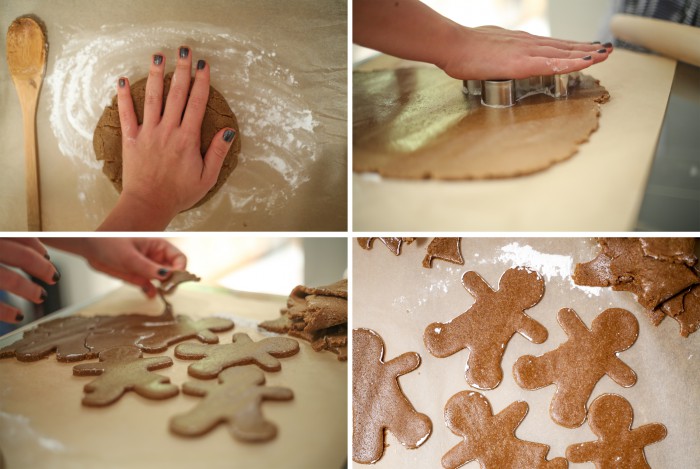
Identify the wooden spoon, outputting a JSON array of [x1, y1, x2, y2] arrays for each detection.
[[6, 16, 48, 231]]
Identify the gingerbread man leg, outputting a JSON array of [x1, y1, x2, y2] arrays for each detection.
[[466, 342, 505, 390]]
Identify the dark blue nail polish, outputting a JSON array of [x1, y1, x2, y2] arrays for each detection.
[[44, 253, 50, 260], [583, 55, 592, 61], [118, 78, 126, 88], [15, 313, 24, 322], [52, 269, 61, 282], [179, 47, 189, 59], [603, 42, 613, 48], [40, 289, 47, 301], [597, 49, 607, 53], [154, 54, 163, 65], [197, 59, 205, 70], [158, 268, 169, 277], [591, 41, 601, 45], [223, 129, 235, 142]]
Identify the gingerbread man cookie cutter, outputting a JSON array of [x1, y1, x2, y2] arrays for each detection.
[[462, 73, 579, 108]]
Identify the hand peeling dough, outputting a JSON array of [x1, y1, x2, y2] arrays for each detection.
[[93, 73, 241, 209], [353, 67, 609, 179]]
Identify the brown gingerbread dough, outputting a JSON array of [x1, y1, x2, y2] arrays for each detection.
[[175, 332, 300, 379], [170, 367, 293, 442], [357, 237, 415, 255], [423, 237, 464, 268], [424, 267, 547, 390], [353, 68, 609, 179], [93, 73, 241, 209], [259, 279, 347, 361], [443, 391, 567, 469], [566, 394, 667, 468], [513, 308, 639, 428], [73, 345, 179, 406], [352, 328, 432, 464]]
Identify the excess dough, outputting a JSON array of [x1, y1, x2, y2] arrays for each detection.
[[353, 67, 609, 179], [93, 73, 241, 209]]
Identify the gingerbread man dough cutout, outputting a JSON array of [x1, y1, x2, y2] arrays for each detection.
[[170, 367, 293, 442], [352, 328, 432, 464], [134, 316, 234, 353], [567, 394, 667, 468], [513, 308, 639, 428], [175, 332, 300, 379], [442, 391, 566, 469], [424, 267, 547, 390], [73, 346, 178, 406]]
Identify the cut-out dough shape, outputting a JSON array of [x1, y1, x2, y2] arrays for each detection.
[[424, 267, 547, 389], [659, 284, 700, 337], [443, 390, 567, 469], [352, 328, 432, 464], [356, 237, 415, 255], [73, 346, 178, 406], [170, 366, 293, 442], [423, 237, 464, 268], [566, 394, 667, 468], [175, 332, 300, 379], [513, 308, 639, 428], [135, 316, 234, 353]]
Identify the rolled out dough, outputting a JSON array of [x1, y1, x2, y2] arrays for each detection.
[[93, 73, 241, 209], [353, 68, 609, 179]]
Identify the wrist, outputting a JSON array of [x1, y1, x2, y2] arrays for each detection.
[[98, 191, 177, 231], [437, 23, 475, 76]]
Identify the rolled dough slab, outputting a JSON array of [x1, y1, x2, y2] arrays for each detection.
[[353, 68, 608, 180]]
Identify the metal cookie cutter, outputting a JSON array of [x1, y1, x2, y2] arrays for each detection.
[[462, 73, 580, 108]]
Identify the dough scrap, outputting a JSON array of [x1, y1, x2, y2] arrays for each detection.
[[352, 328, 432, 464], [353, 67, 609, 179], [574, 237, 700, 336], [422, 237, 464, 268], [175, 332, 300, 379], [442, 391, 567, 469], [93, 72, 241, 209], [134, 316, 234, 353], [259, 279, 347, 361], [356, 237, 415, 256], [566, 394, 667, 468], [423, 267, 547, 390], [169, 367, 293, 442], [513, 308, 639, 428], [73, 345, 178, 406]]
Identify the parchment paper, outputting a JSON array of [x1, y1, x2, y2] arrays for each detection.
[[0, 0, 347, 231], [0, 285, 347, 469], [353, 50, 676, 231], [352, 238, 699, 468]]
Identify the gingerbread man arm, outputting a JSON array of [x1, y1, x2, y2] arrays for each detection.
[[142, 356, 176, 371], [442, 443, 476, 469], [461, 271, 493, 299], [606, 355, 637, 387], [384, 351, 421, 377], [557, 308, 590, 337], [515, 315, 548, 344], [182, 379, 218, 397], [73, 362, 106, 376], [632, 422, 668, 447], [496, 400, 529, 432], [566, 441, 603, 463]]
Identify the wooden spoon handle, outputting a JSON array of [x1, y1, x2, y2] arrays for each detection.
[[16, 82, 42, 231]]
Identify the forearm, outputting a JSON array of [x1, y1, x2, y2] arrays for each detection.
[[97, 193, 176, 232], [353, 0, 465, 69]]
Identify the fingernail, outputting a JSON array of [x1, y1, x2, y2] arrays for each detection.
[[591, 41, 601, 45], [583, 55, 592, 61], [157, 268, 169, 277], [40, 289, 47, 302], [118, 78, 126, 88], [603, 42, 613, 48], [142, 285, 150, 294], [15, 313, 24, 322], [597, 48, 607, 53], [197, 59, 205, 70], [153, 54, 163, 65], [44, 253, 50, 260], [179, 46, 189, 59], [223, 129, 236, 143], [52, 269, 61, 283]]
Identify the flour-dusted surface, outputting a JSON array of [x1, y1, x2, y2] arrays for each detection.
[[0, 0, 347, 231], [352, 238, 700, 468]]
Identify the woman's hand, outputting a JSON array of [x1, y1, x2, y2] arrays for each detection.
[[0, 238, 59, 323], [98, 46, 238, 231]]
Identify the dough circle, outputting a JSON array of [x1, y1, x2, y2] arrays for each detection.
[[93, 73, 241, 209]]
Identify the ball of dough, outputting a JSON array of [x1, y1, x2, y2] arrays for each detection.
[[93, 73, 241, 210]]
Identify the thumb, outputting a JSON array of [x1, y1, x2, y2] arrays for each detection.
[[201, 128, 236, 187]]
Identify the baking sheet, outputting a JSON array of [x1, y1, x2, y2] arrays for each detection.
[[352, 238, 699, 468], [352, 50, 676, 231], [0, 0, 347, 231], [0, 285, 347, 469]]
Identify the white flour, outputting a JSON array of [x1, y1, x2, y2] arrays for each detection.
[[46, 22, 319, 229]]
